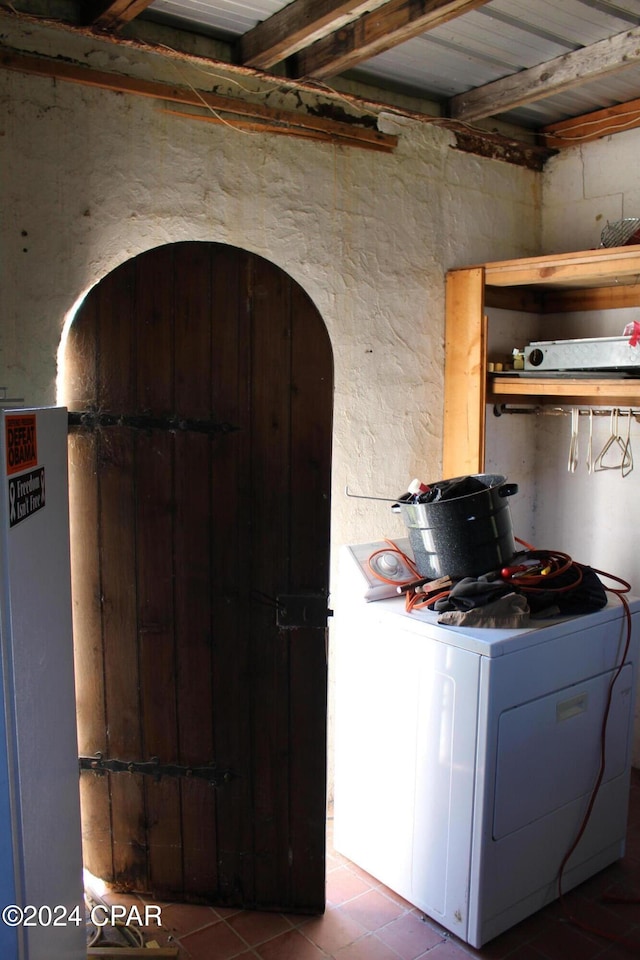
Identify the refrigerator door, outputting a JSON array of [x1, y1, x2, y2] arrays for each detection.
[[0, 408, 85, 960]]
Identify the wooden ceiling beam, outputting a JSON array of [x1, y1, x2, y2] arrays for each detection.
[[91, 1, 155, 31], [0, 44, 397, 151], [292, 0, 490, 80], [239, 0, 384, 70], [449, 25, 640, 123], [541, 96, 640, 148]]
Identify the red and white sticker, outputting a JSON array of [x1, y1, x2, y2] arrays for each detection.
[[5, 414, 37, 476]]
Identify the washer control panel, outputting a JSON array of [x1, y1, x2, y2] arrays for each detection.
[[343, 540, 415, 601]]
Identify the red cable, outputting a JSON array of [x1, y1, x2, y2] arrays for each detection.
[[553, 572, 639, 949], [506, 548, 583, 594], [406, 588, 451, 612]]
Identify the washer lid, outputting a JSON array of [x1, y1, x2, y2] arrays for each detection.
[[360, 594, 640, 657]]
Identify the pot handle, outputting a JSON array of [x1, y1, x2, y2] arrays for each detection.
[[499, 483, 518, 498]]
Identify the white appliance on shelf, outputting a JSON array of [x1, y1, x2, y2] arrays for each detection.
[[523, 336, 640, 372], [333, 541, 640, 948], [0, 408, 85, 960]]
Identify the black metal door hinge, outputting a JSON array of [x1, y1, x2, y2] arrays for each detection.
[[68, 410, 239, 436], [79, 754, 233, 786]]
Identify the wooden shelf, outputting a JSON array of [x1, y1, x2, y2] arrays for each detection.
[[443, 245, 640, 476], [488, 376, 640, 407], [479, 245, 640, 289]]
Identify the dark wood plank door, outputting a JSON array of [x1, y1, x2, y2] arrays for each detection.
[[64, 242, 333, 912]]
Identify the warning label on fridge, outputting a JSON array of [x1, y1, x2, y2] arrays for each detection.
[[8, 467, 45, 528], [5, 414, 38, 476]]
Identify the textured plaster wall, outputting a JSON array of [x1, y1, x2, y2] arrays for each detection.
[[0, 15, 545, 820], [0, 14, 541, 586], [519, 129, 640, 765], [538, 132, 640, 591]]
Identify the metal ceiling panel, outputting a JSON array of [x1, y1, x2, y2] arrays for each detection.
[[7, 0, 640, 135], [147, 0, 286, 37], [487, 0, 640, 43], [145, 0, 640, 52], [347, 0, 640, 126], [76, 0, 640, 131]]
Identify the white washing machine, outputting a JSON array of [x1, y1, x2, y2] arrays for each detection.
[[333, 541, 640, 947]]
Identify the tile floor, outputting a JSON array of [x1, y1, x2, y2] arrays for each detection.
[[99, 769, 640, 960]]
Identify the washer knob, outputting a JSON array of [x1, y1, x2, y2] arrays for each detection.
[[378, 553, 400, 575]]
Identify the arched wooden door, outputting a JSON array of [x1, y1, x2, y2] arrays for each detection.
[[63, 242, 333, 912]]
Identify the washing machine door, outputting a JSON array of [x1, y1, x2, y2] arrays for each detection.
[[493, 663, 633, 840]]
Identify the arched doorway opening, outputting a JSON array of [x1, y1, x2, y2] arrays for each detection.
[[62, 242, 333, 912]]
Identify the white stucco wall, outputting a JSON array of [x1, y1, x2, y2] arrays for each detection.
[[539, 133, 640, 598], [538, 130, 640, 595], [0, 15, 547, 819], [503, 129, 640, 766], [0, 14, 541, 584]]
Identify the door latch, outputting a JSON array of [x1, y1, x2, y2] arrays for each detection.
[[276, 594, 332, 629]]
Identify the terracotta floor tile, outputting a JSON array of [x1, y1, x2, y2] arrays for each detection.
[[180, 918, 250, 960], [376, 911, 446, 959], [475, 947, 547, 960], [214, 906, 245, 919], [558, 894, 637, 943], [338, 887, 406, 932], [597, 935, 640, 959], [301, 905, 368, 953], [594, 894, 640, 929], [254, 927, 328, 959], [327, 849, 350, 870], [344, 861, 380, 883], [422, 939, 478, 959], [467, 910, 551, 960], [226, 910, 295, 946], [278, 911, 316, 929], [333, 931, 404, 960], [527, 918, 607, 960], [91, 797, 640, 959], [157, 901, 220, 937], [375, 882, 420, 912], [326, 865, 375, 906]]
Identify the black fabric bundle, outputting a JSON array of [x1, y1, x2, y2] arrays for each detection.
[[432, 560, 608, 627], [434, 578, 513, 612], [524, 563, 608, 616]]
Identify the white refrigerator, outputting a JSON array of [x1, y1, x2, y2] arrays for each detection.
[[0, 407, 85, 960]]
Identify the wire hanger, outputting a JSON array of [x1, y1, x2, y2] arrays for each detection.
[[593, 409, 633, 473], [586, 409, 593, 475], [567, 407, 579, 473], [622, 407, 634, 477]]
